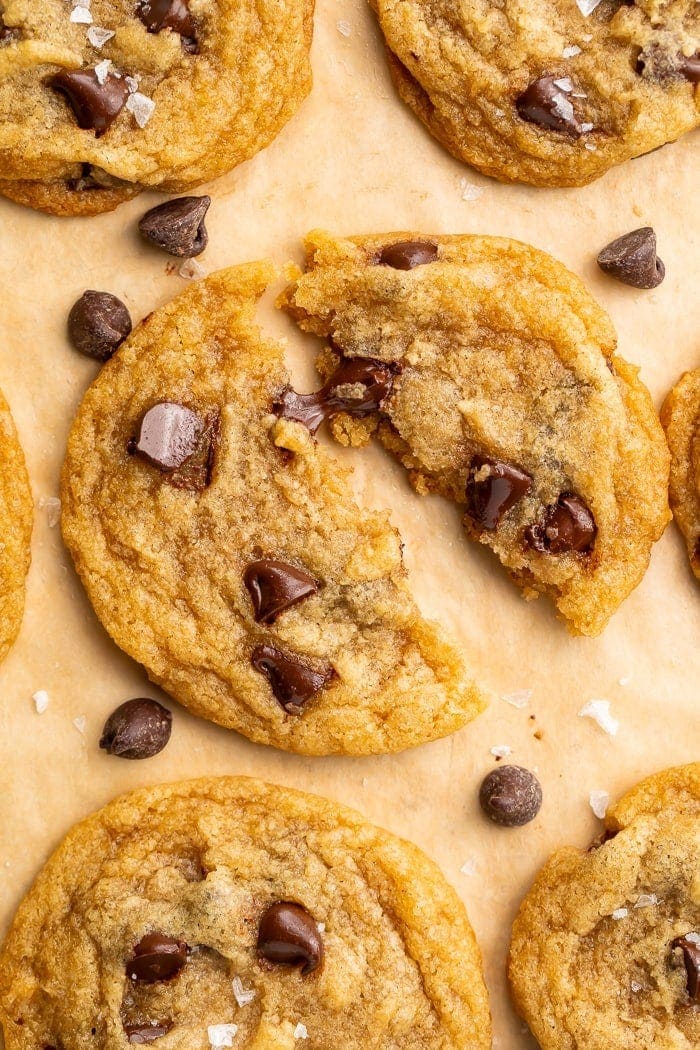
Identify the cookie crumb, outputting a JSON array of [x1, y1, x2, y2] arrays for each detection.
[[232, 976, 255, 1007], [336, 20, 351, 36], [578, 699, 619, 737], [73, 715, 87, 734], [501, 689, 531, 708], [32, 690, 49, 714], [87, 25, 115, 47], [39, 496, 61, 527], [611, 907, 629, 920], [208, 1025, 238, 1048], [126, 91, 155, 128], [294, 1023, 309, 1040], [589, 790, 609, 819]]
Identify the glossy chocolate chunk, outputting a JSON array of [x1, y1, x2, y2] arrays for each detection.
[[138, 196, 210, 257], [125, 1023, 173, 1044], [100, 698, 172, 759], [137, 0, 197, 51], [127, 934, 188, 983], [167, 412, 219, 492], [680, 53, 700, 83], [597, 227, 665, 289], [130, 402, 204, 472], [48, 70, 129, 137], [525, 493, 596, 554], [466, 456, 532, 530], [251, 645, 334, 714], [672, 936, 700, 1001], [516, 75, 583, 136], [244, 559, 319, 624], [479, 765, 542, 827], [274, 356, 399, 435], [376, 240, 439, 270], [68, 290, 132, 362], [258, 902, 324, 975]]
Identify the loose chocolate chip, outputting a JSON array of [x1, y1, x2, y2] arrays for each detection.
[[251, 645, 334, 714], [136, 0, 198, 51], [274, 356, 399, 435], [244, 560, 319, 624], [127, 934, 188, 983], [258, 902, 324, 975], [479, 765, 542, 827], [130, 402, 204, 472], [597, 227, 665, 289], [48, 70, 129, 137], [680, 53, 700, 83], [99, 698, 172, 759], [516, 75, 583, 136], [67, 290, 132, 362], [125, 1023, 172, 1044], [466, 456, 532, 530], [138, 196, 210, 257], [673, 936, 700, 1001], [376, 240, 439, 270], [525, 493, 596, 554]]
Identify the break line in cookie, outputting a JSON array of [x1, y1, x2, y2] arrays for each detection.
[[661, 367, 700, 581], [0, 387, 32, 663]]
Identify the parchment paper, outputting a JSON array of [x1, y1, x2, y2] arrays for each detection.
[[0, 1, 698, 1045]]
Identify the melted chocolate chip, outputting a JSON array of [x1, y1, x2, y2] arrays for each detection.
[[127, 934, 188, 983], [516, 75, 583, 136], [48, 70, 129, 137], [680, 53, 700, 83], [130, 402, 204, 472], [100, 698, 172, 759], [137, 0, 198, 51], [525, 493, 596, 554], [597, 227, 665, 289], [125, 1023, 173, 1044], [638, 44, 700, 84], [251, 645, 334, 714], [244, 560, 319, 624], [479, 765, 542, 827], [138, 196, 210, 257], [274, 357, 399, 435], [466, 456, 532, 530], [68, 290, 132, 362], [258, 902, 324, 975], [673, 936, 700, 1001], [376, 240, 439, 270]]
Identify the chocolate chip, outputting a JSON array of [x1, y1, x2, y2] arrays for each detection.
[[597, 227, 665, 289], [525, 493, 596, 554], [466, 456, 532, 530], [516, 75, 583, 136], [244, 560, 319, 624], [672, 936, 700, 1001], [48, 70, 129, 137], [130, 402, 204, 472], [67, 163, 101, 192], [479, 765, 542, 827], [376, 240, 439, 270], [138, 196, 210, 257], [680, 53, 700, 83], [127, 934, 188, 983], [274, 356, 399, 435], [99, 698, 172, 759], [251, 645, 334, 715], [258, 902, 323, 975], [136, 0, 198, 51], [0, 19, 20, 43], [167, 412, 219, 492], [125, 1023, 172, 1044], [68, 290, 132, 362]]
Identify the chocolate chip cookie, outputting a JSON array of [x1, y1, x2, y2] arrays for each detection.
[[60, 262, 485, 754], [0, 776, 492, 1048], [0, 0, 313, 215], [509, 763, 700, 1048], [370, 0, 700, 187], [661, 368, 700, 581], [0, 388, 32, 663], [280, 231, 671, 636]]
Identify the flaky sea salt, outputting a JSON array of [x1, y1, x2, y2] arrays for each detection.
[[293, 1024, 309, 1040], [317, 922, 326, 933], [631, 980, 643, 992], [232, 976, 255, 1008], [580, 121, 594, 133], [73, 715, 86, 734], [501, 689, 531, 708], [460, 858, 477, 876], [39, 496, 61, 527], [70, 5, 93, 22], [578, 700, 619, 737], [87, 25, 115, 48], [611, 907, 629, 920], [552, 77, 574, 92], [584, 143, 598, 151], [94, 59, 112, 85], [562, 45, 582, 58], [126, 91, 155, 127], [178, 258, 206, 280], [686, 933, 700, 946], [124, 74, 141, 93], [589, 790, 609, 819], [460, 178, 483, 201], [208, 1025, 238, 1048], [634, 893, 660, 909], [336, 20, 351, 36], [33, 690, 49, 714], [490, 744, 512, 759], [576, 0, 603, 14]]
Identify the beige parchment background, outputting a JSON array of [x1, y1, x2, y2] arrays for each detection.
[[0, 0, 698, 1045]]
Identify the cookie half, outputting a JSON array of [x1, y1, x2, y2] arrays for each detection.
[[0, 388, 32, 662], [60, 262, 485, 755], [280, 231, 670, 636], [0, 776, 492, 1048], [371, 0, 700, 187], [661, 368, 700, 581], [509, 763, 700, 1049], [0, 0, 313, 214]]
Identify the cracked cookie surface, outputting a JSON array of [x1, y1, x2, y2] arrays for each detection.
[[60, 262, 485, 755], [371, 0, 700, 187], [0, 0, 313, 214], [508, 764, 700, 1049], [0, 388, 32, 662], [0, 776, 492, 1049], [281, 231, 670, 636], [661, 367, 700, 581]]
